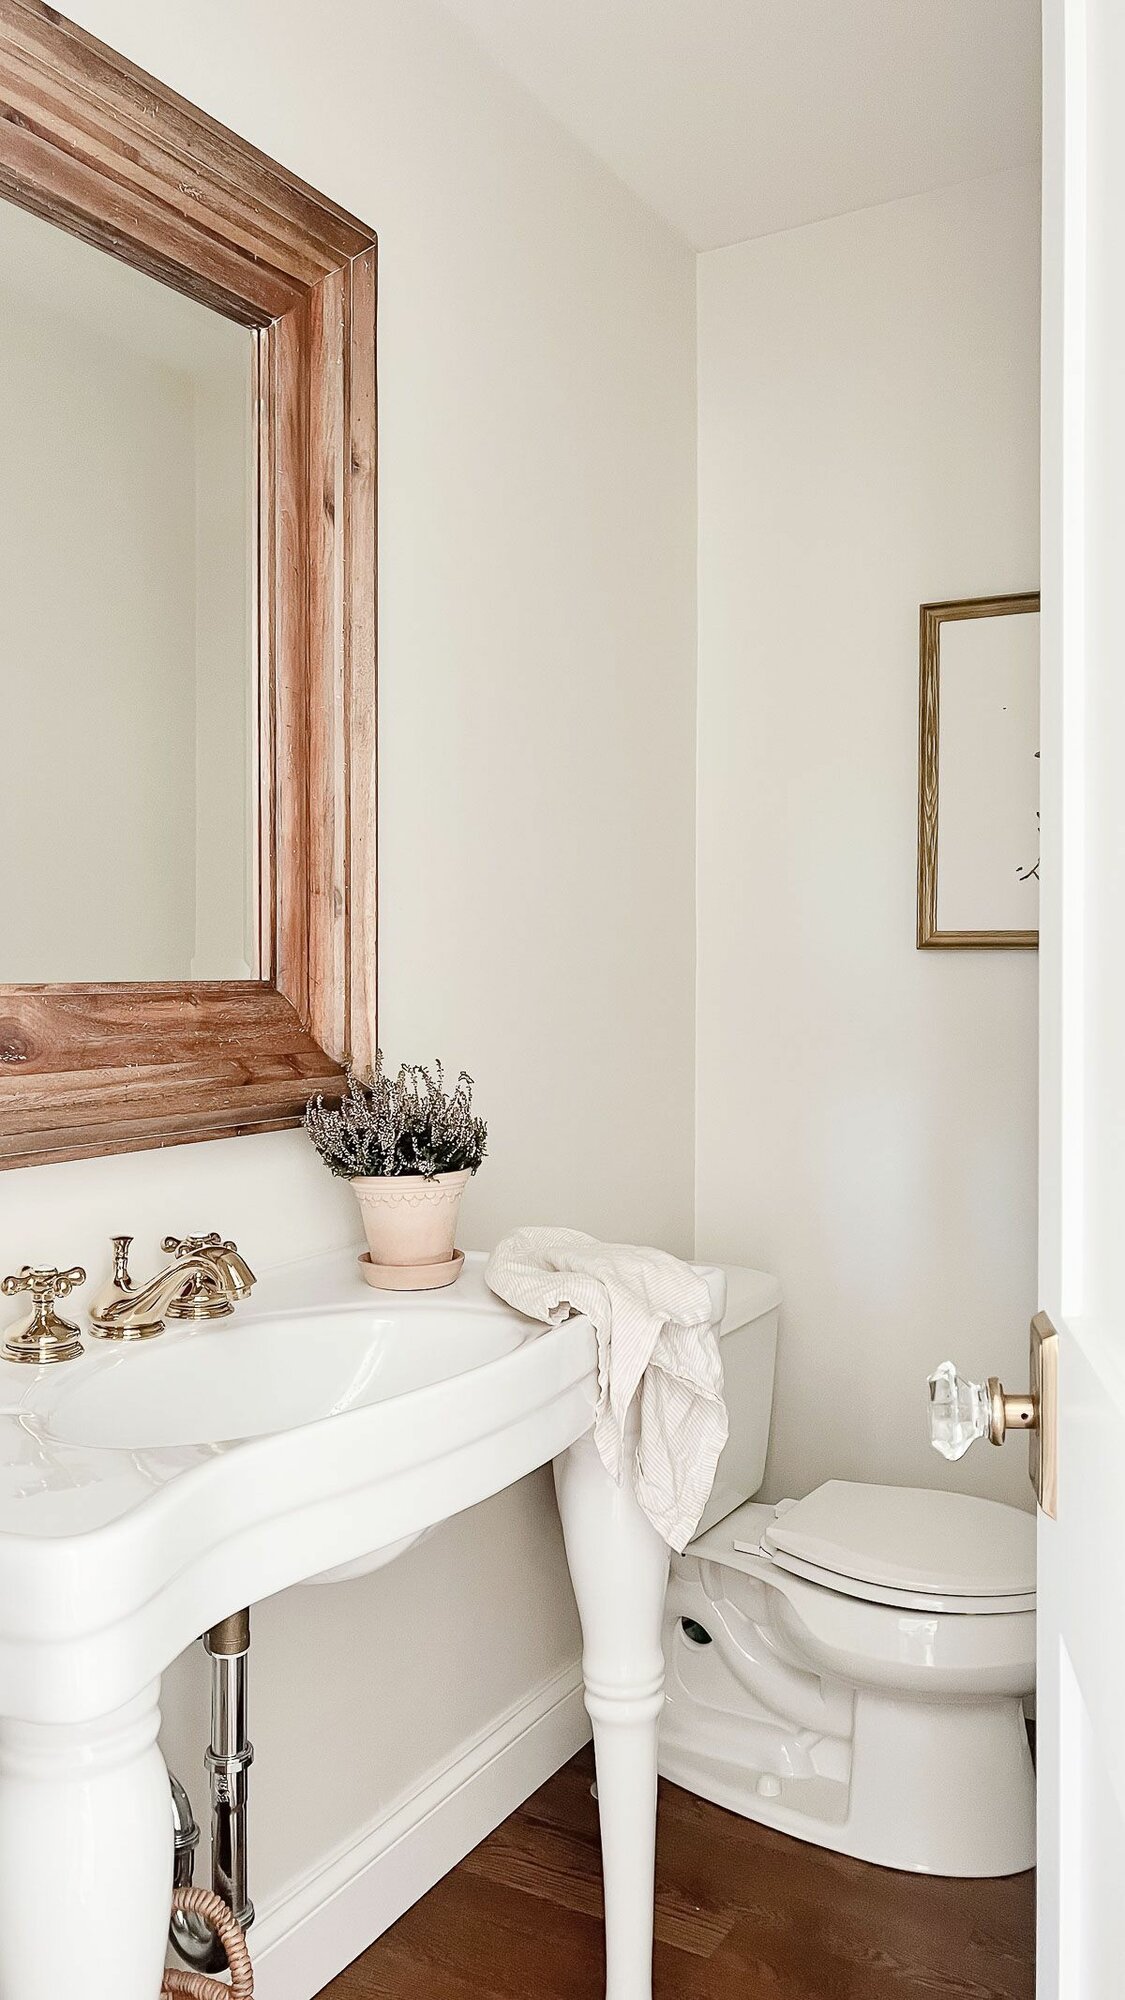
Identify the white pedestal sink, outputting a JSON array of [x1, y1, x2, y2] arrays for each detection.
[[0, 1250, 675, 2000]]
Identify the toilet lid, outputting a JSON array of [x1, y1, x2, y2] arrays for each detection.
[[762, 1481, 1036, 1600]]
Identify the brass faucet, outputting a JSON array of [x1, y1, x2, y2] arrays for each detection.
[[89, 1234, 256, 1342], [2, 1265, 86, 1365]]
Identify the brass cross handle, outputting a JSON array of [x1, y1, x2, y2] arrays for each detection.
[[157, 1234, 256, 1320], [161, 1233, 229, 1259], [2, 1264, 86, 1365], [2, 1264, 86, 1303]]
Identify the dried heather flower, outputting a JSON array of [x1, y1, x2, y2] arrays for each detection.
[[304, 1054, 488, 1181]]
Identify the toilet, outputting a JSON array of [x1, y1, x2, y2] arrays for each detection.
[[659, 1267, 1036, 1878]]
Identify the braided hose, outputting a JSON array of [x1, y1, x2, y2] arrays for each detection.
[[161, 1887, 253, 1998]]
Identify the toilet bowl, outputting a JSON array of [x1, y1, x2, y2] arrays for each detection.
[[657, 1269, 1036, 1878]]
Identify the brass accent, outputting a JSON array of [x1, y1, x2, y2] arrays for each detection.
[[89, 1234, 256, 1340], [88, 1234, 165, 1340], [982, 1313, 1059, 1518], [160, 1236, 256, 1321], [1029, 1311, 1059, 1520], [1, 1264, 86, 1365], [205, 1607, 251, 1659], [917, 592, 1040, 950], [986, 1378, 1037, 1445]]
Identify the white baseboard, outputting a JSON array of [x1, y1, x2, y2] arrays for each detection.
[[250, 1662, 590, 2000]]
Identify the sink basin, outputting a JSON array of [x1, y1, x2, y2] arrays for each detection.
[[0, 1244, 608, 1713], [0, 1245, 704, 2000], [37, 1305, 527, 1451]]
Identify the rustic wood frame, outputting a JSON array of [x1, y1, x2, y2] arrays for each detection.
[[0, 0, 377, 1167], [917, 592, 1040, 951]]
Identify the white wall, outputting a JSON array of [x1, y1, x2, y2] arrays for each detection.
[[695, 167, 1041, 1511], [3, 0, 697, 1972]]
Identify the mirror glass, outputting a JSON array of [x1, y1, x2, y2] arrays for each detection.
[[0, 199, 256, 982]]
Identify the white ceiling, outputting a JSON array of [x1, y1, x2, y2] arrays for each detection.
[[438, 0, 1042, 251]]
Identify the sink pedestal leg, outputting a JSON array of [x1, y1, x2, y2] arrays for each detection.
[[0, 1683, 171, 2000], [555, 1430, 670, 2000]]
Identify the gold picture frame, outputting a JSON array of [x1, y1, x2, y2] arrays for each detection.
[[917, 592, 1040, 950]]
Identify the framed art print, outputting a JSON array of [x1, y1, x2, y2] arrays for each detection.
[[917, 592, 1040, 949]]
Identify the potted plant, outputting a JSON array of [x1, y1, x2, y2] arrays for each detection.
[[304, 1056, 487, 1288]]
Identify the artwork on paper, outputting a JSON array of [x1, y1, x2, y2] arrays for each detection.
[[917, 594, 1040, 948]]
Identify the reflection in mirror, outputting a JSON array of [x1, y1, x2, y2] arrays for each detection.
[[0, 198, 255, 982]]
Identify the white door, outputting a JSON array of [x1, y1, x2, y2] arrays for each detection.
[[1038, 1, 1125, 1991]]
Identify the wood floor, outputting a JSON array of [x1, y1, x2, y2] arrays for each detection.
[[318, 1745, 1034, 1998]]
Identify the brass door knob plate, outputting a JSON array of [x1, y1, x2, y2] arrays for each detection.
[[929, 1313, 1058, 1518], [1, 1265, 86, 1365]]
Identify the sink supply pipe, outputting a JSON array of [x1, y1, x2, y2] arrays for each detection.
[[169, 1608, 255, 1982]]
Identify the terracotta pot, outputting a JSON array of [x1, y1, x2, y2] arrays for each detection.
[[350, 1170, 471, 1269]]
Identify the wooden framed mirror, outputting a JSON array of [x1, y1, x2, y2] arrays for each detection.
[[0, 0, 377, 1168]]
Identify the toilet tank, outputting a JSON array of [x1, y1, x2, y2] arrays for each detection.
[[695, 1265, 781, 1537]]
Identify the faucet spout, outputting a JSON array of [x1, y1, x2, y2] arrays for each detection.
[[89, 1235, 256, 1341]]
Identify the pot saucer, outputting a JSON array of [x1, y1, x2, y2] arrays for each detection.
[[358, 1248, 465, 1292]]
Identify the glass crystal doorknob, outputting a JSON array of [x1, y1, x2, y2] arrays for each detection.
[[930, 1321, 1058, 1517], [928, 1360, 1040, 1459], [927, 1361, 991, 1460]]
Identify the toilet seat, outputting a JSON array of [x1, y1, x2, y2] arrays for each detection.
[[753, 1542, 1036, 1615], [732, 1480, 1036, 1616]]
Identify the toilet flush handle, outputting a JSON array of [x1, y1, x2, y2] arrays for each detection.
[[927, 1314, 1059, 1517]]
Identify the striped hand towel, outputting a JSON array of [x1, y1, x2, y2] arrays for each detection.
[[485, 1226, 728, 1552]]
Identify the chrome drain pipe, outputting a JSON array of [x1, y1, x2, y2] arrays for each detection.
[[169, 1607, 255, 1974], [206, 1608, 255, 1935]]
